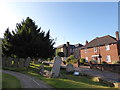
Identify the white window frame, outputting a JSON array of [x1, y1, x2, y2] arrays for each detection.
[[105, 45, 110, 51], [106, 55, 111, 62], [94, 47, 97, 52]]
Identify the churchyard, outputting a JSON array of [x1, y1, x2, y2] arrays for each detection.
[[2, 56, 113, 88]]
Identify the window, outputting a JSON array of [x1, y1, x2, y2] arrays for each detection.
[[94, 47, 97, 52], [106, 55, 111, 62], [105, 45, 110, 51], [84, 48, 87, 53], [85, 57, 88, 62]]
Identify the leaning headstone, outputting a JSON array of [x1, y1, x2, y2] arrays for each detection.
[[13, 58, 19, 67], [50, 56, 62, 78], [2, 56, 7, 67], [66, 64, 75, 73], [24, 57, 31, 67], [19, 58, 25, 68]]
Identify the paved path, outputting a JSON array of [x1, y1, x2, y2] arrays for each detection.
[[75, 67, 120, 83], [2, 70, 53, 89]]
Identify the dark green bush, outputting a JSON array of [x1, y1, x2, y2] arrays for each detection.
[[102, 61, 108, 64], [80, 58, 86, 64], [57, 52, 64, 57]]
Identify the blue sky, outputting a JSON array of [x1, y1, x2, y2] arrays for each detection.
[[0, 2, 118, 47]]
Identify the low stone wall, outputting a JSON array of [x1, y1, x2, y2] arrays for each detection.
[[90, 64, 120, 73]]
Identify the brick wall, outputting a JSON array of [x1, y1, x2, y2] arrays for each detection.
[[80, 43, 119, 64], [90, 64, 120, 73]]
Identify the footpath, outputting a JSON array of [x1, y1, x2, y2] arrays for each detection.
[[2, 70, 53, 89]]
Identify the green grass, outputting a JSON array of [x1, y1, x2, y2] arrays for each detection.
[[2, 63, 113, 88], [2, 73, 21, 88]]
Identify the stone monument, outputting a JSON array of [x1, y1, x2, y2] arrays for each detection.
[[19, 58, 25, 68], [66, 64, 75, 73], [24, 57, 31, 67], [50, 56, 62, 78]]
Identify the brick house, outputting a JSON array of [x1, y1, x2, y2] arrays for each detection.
[[80, 31, 120, 64], [56, 42, 83, 59]]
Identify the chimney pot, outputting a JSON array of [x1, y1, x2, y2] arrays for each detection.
[[116, 31, 119, 40]]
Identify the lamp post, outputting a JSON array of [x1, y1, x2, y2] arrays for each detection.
[[96, 37, 102, 64], [96, 37, 102, 71]]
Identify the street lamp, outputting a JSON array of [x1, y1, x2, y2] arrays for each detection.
[[96, 37, 102, 71], [96, 37, 102, 64]]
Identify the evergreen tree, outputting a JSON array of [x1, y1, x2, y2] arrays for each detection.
[[2, 17, 55, 59]]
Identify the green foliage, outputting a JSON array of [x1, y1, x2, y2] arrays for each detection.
[[112, 61, 120, 64], [66, 55, 78, 64], [2, 17, 55, 59], [91, 60, 98, 64], [57, 52, 64, 57], [80, 58, 86, 64], [102, 61, 108, 64], [2, 73, 21, 88]]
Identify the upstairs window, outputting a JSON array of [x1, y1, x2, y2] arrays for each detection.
[[105, 45, 110, 51], [94, 47, 97, 52]]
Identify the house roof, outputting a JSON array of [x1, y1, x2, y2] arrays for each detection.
[[57, 43, 83, 48], [57, 44, 66, 48], [74, 44, 83, 48], [81, 35, 117, 49]]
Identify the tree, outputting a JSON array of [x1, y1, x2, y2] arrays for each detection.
[[2, 17, 55, 59]]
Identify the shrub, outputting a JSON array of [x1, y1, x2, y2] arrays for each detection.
[[102, 61, 108, 64], [80, 58, 86, 64], [91, 60, 98, 64], [66, 55, 78, 64], [112, 61, 120, 64], [57, 52, 64, 57]]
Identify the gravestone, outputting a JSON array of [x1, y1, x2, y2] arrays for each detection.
[[24, 57, 31, 67], [39, 65, 44, 75], [50, 56, 62, 78], [2, 56, 7, 66], [66, 64, 75, 73], [7, 57, 12, 67], [13, 58, 19, 67], [19, 58, 25, 68]]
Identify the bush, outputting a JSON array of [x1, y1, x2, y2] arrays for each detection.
[[80, 58, 86, 64], [112, 61, 120, 64], [66, 55, 78, 64], [57, 52, 64, 57], [91, 60, 98, 64], [102, 61, 108, 64]]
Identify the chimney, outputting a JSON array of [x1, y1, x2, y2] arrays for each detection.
[[66, 42, 70, 46], [85, 40, 88, 45], [116, 31, 119, 40]]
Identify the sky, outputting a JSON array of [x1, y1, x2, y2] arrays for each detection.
[[0, 1, 119, 47]]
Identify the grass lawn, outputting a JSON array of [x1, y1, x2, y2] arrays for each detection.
[[2, 63, 113, 88], [2, 73, 21, 88]]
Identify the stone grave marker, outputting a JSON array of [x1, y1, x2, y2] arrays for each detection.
[[19, 58, 25, 68], [7, 57, 12, 67], [2, 56, 7, 67], [50, 56, 62, 78], [13, 58, 19, 67], [24, 57, 31, 67], [66, 64, 75, 73]]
